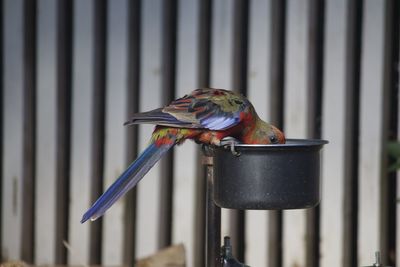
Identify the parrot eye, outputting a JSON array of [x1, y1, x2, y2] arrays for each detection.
[[269, 135, 279, 144]]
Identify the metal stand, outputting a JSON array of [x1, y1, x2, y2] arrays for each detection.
[[202, 145, 249, 267], [203, 152, 221, 267]]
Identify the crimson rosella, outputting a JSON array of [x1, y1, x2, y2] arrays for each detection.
[[81, 88, 285, 223]]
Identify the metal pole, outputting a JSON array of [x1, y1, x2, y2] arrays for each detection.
[[203, 153, 221, 267]]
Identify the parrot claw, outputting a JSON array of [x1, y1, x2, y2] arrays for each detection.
[[220, 137, 241, 156]]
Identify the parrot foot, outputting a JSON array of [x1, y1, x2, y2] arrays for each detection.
[[220, 137, 241, 156]]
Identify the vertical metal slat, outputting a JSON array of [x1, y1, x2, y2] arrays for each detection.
[[101, 1, 129, 264], [283, 1, 309, 265], [230, 0, 249, 262], [246, 0, 273, 265], [320, 0, 347, 266], [357, 0, 386, 264], [135, 0, 162, 258], [305, 1, 325, 266], [195, 0, 212, 266], [268, 1, 286, 266], [158, 0, 177, 249], [2, 0, 24, 260], [55, 0, 73, 263], [342, 0, 362, 266], [269, 0, 286, 128], [89, 0, 107, 264], [173, 0, 200, 265], [35, 0, 58, 264], [124, 0, 141, 264], [380, 0, 399, 265], [21, 0, 37, 263], [68, 0, 94, 263]]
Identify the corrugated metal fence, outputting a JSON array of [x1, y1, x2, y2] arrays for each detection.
[[0, 0, 399, 266]]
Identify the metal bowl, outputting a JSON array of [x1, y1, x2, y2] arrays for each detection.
[[212, 139, 328, 210]]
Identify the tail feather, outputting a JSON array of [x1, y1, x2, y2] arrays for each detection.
[[81, 141, 174, 223]]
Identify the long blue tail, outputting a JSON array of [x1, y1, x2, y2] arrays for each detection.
[[81, 141, 174, 223]]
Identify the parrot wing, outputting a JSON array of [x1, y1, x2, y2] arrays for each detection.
[[124, 88, 250, 130]]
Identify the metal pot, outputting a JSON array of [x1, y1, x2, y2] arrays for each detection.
[[212, 139, 328, 210]]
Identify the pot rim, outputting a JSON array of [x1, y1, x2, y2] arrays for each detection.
[[219, 138, 328, 150]]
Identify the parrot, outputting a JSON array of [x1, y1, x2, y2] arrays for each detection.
[[81, 88, 285, 223]]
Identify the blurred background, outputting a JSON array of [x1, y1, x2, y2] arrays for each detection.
[[0, 0, 399, 266]]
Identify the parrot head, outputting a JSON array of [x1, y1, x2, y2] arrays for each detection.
[[243, 117, 286, 144], [269, 124, 286, 144], [257, 121, 286, 144]]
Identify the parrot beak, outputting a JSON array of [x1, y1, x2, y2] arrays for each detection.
[[272, 125, 286, 144]]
